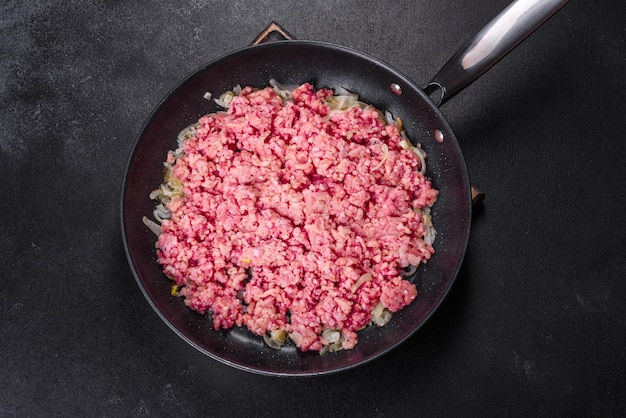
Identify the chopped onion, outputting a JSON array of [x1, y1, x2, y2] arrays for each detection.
[[263, 329, 288, 349], [422, 207, 436, 245], [142, 216, 162, 236], [330, 95, 359, 111], [322, 329, 341, 344], [384, 110, 394, 125], [371, 144, 389, 171], [334, 86, 357, 97], [177, 123, 197, 148], [326, 92, 369, 118], [214, 90, 235, 108], [351, 272, 373, 293], [153, 203, 171, 222], [401, 130, 427, 175], [320, 329, 344, 354], [269, 78, 297, 100], [149, 189, 161, 200], [171, 284, 182, 296], [396, 117, 403, 131], [371, 301, 393, 326], [399, 138, 412, 149]]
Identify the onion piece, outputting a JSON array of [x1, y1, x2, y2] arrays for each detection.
[[321, 329, 341, 344], [396, 117, 403, 132], [399, 138, 412, 149], [351, 272, 373, 293], [371, 144, 389, 171], [319, 344, 330, 356], [334, 86, 357, 97], [421, 207, 436, 245], [269, 78, 297, 101], [384, 110, 394, 125], [401, 130, 427, 175], [153, 203, 171, 222], [371, 301, 393, 326], [142, 216, 162, 236], [214, 90, 235, 108], [177, 123, 197, 149], [149, 189, 161, 200], [320, 329, 344, 354], [263, 329, 288, 350]]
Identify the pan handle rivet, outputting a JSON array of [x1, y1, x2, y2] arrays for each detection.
[[390, 83, 402, 95], [434, 129, 444, 143]]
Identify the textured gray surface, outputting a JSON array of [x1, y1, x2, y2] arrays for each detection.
[[1, 0, 625, 416]]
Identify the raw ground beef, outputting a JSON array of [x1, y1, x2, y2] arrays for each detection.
[[155, 83, 438, 352]]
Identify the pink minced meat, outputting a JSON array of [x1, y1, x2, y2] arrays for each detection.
[[156, 83, 438, 352]]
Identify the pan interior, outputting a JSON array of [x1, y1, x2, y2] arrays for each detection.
[[121, 41, 471, 376]]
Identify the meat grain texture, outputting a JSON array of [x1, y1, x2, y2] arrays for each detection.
[[156, 83, 438, 352]]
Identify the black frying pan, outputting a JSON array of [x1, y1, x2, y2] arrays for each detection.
[[121, 0, 568, 376]]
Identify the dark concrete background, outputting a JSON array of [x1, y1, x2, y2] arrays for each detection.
[[1, 1, 625, 416]]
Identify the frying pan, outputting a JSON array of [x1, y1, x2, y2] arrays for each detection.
[[121, 0, 568, 376]]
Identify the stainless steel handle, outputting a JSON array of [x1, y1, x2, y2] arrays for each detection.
[[425, 0, 570, 106]]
